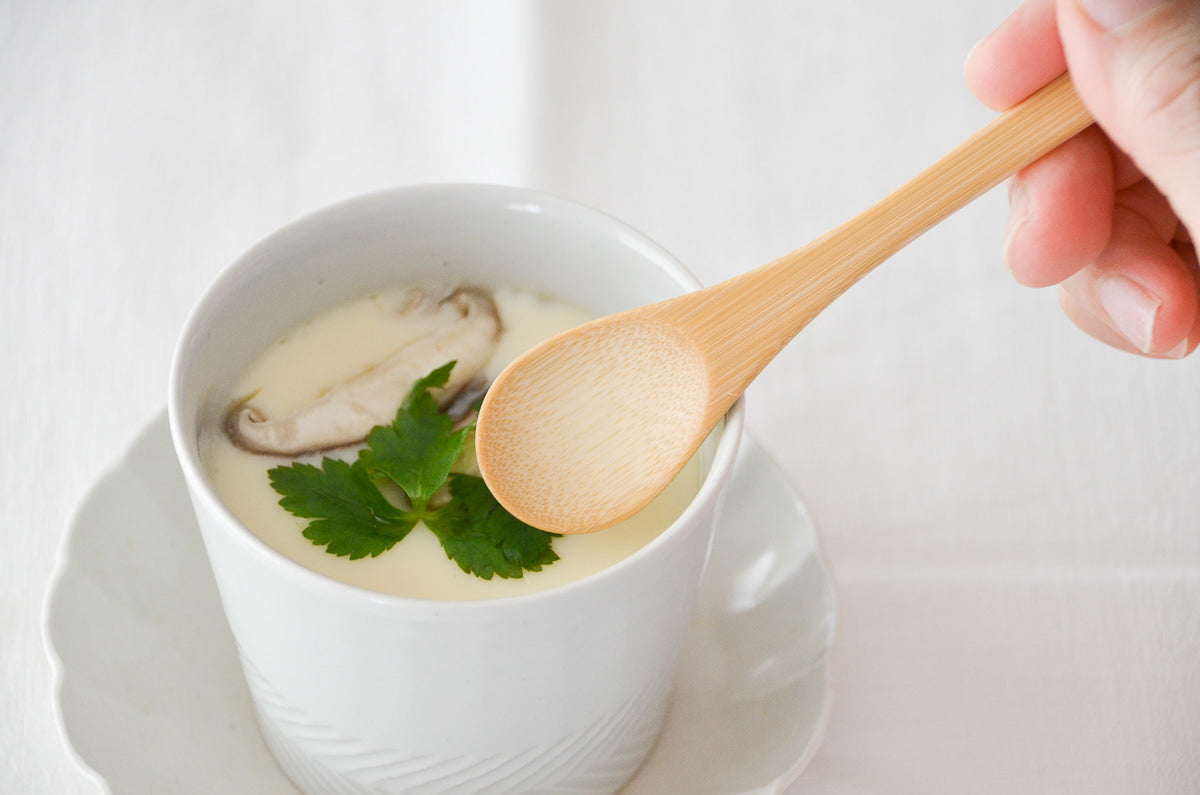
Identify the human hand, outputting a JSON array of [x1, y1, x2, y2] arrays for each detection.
[[965, 0, 1200, 357]]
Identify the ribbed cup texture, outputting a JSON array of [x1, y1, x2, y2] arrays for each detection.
[[241, 654, 670, 795]]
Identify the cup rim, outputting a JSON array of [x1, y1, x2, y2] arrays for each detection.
[[167, 183, 745, 612]]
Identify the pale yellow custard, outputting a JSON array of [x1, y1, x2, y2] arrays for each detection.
[[206, 286, 703, 600]]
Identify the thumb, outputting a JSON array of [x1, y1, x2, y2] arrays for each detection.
[[1057, 0, 1200, 226]]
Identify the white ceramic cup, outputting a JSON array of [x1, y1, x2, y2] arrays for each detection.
[[168, 184, 744, 795]]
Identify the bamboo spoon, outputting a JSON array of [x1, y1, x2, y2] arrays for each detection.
[[476, 74, 1093, 535]]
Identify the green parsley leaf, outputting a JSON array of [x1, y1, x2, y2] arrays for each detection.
[[426, 473, 560, 579], [358, 362, 470, 512], [266, 362, 561, 579], [268, 458, 417, 559]]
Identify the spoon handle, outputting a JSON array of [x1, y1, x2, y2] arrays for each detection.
[[668, 73, 1093, 421], [773, 73, 1093, 317]]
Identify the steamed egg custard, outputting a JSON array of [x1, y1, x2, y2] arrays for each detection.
[[206, 286, 703, 600]]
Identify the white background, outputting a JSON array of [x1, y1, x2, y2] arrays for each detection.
[[4, 1, 1198, 792]]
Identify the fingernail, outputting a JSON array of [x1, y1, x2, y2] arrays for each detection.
[[1163, 337, 1190, 359], [1003, 179, 1029, 272], [963, 35, 991, 76], [1098, 275, 1161, 353], [1078, 0, 1168, 31]]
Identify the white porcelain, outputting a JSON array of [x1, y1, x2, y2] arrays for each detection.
[[165, 185, 746, 795], [45, 417, 835, 794]]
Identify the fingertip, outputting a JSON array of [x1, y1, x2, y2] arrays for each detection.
[[1003, 129, 1114, 288], [1003, 177, 1045, 287], [965, 0, 1067, 110], [1058, 283, 1144, 352], [1102, 210, 1199, 352], [1058, 246, 1199, 357], [963, 37, 1007, 112]]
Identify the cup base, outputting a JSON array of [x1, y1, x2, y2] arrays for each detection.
[[246, 656, 672, 795]]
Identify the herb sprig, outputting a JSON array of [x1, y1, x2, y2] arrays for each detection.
[[268, 362, 560, 579]]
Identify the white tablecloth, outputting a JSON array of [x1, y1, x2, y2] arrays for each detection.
[[5, 1, 1198, 792]]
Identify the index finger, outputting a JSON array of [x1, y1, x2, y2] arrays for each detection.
[[966, 0, 1067, 110]]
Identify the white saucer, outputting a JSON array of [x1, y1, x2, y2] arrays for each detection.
[[45, 413, 836, 794]]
